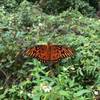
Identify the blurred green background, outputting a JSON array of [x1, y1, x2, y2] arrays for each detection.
[[0, 0, 100, 100]]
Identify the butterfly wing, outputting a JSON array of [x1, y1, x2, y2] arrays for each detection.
[[50, 45, 74, 62], [23, 45, 50, 62], [59, 45, 74, 58], [23, 44, 75, 64]]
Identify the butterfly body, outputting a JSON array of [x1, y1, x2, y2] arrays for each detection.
[[23, 44, 75, 64]]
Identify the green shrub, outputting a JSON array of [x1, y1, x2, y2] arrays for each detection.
[[0, 6, 100, 99], [41, 0, 95, 16], [1, 0, 96, 16]]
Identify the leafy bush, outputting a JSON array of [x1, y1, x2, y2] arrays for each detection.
[[40, 0, 95, 16], [1, 0, 96, 16], [0, 2, 100, 100]]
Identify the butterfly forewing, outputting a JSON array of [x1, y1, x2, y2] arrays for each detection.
[[24, 47, 37, 57], [60, 46, 74, 58], [24, 45, 49, 62], [50, 45, 74, 61]]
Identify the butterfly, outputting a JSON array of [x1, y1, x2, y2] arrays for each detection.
[[22, 43, 75, 65]]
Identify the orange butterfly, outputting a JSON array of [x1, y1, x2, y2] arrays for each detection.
[[22, 43, 75, 65]]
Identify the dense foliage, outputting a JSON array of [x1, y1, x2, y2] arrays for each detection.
[[0, 0, 100, 100], [0, 0, 98, 15]]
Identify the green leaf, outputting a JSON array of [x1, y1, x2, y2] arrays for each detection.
[[59, 90, 70, 97], [75, 89, 90, 97], [32, 95, 41, 100]]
